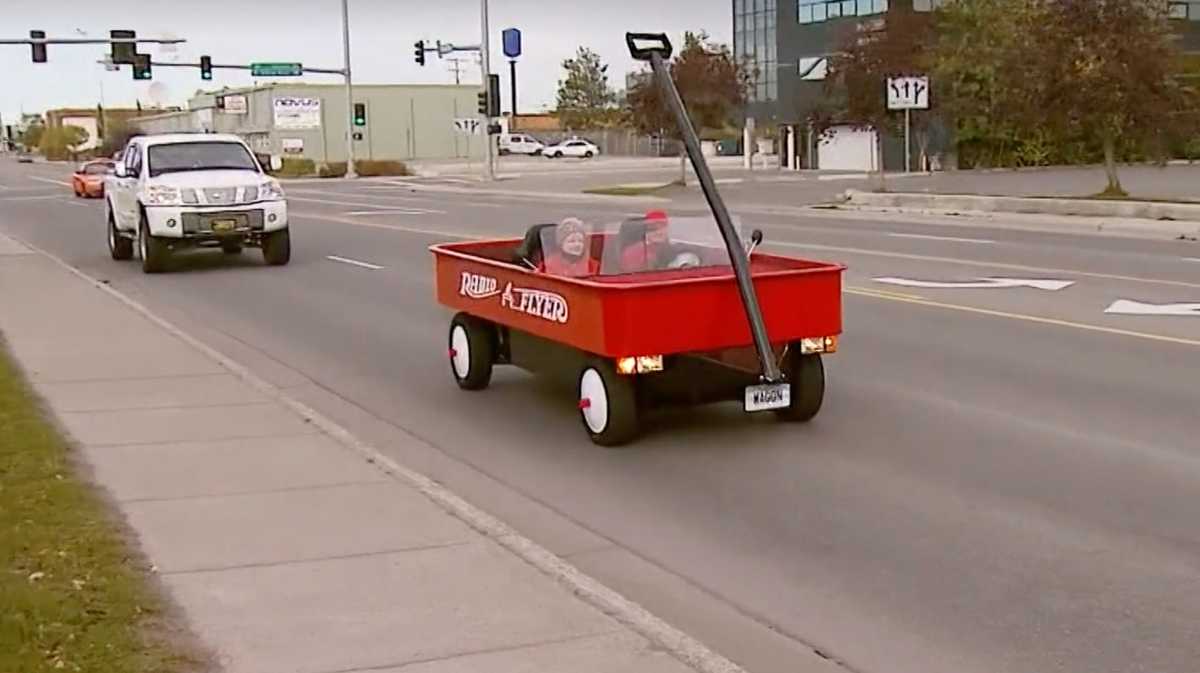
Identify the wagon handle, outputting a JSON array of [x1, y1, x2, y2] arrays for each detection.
[[628, 31, 782, 383], [626, 33, 673, 61]]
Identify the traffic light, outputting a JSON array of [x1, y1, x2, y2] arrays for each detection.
[[487, 74, 501, 117], [353, 103, 366, 126], [110, 30, 136, 65], [30, 30, 46, 63], [414, 40, 425, 66], [477, 89, 489, 116], [132, 53, 152, 80], [200, 55, 213, 80]]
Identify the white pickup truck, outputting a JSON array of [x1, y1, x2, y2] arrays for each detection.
[[105, 133, 290, 273]]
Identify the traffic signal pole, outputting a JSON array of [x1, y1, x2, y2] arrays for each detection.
[[479, 0, 495, 182], [340, 0, 357, 179]]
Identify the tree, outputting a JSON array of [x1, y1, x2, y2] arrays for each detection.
[[39, 125, 89, 161], [21, 123, 45, 150], [1024, 0, 1193, 195], [99, 120, 137, 157], [823, 8, 935, 174], [555, 47, 617, 130], [928, 0, 1040, 168], [626, 32, 750, 184]]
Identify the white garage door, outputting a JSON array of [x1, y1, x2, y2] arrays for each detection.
[[818, 125, 877, 172]]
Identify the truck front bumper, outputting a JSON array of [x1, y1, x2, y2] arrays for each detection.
[[144, 201, 288, 239]]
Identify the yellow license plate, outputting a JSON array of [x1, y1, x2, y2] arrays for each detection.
[[211, 219, 237, 232]]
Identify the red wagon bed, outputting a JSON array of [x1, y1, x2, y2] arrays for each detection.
[[432, 237, 845, 359]]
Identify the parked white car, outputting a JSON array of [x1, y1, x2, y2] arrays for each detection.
[[105, 133, 290, 273], [543, 138, 600, 159], [499, 133, 545, 156]]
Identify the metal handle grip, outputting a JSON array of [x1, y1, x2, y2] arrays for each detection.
[[625, 32, 673, 61]]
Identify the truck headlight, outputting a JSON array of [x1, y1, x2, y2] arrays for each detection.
[[142, 185, 180, 205], [259, 180, 285, 201]]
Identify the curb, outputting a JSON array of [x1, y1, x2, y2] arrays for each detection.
[[842, 189, 1200, 230], [16, 239, 747, 673]]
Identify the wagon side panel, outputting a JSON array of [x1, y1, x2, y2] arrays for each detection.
[[433, 250, 608, 355]]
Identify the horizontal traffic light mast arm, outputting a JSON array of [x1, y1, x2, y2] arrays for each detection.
[[97, 59, 346, 75], [0, 36, 186, 45]]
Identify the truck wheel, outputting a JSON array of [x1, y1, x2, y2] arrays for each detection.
[[139, 214, 169, 273], [448, 313, 495, 390], [262, 229, 291, 266], [776, 352, 824, 423], [108, 211, 133, 261], [578, 360, 639, 447]]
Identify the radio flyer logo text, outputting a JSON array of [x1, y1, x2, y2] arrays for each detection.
[[458, 271, 569, 324]]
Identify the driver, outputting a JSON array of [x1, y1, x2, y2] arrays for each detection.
[[540, 217, 598, 277], [619, 209, 671, 273]]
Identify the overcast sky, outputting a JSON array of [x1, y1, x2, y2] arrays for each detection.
[[1, 0, 731, 124]]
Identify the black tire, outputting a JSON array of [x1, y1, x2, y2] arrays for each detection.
[[776, 352, 825, 423], [554, 151, 563, 159], [139, 212, 169, 274], [108, 210, 133, 261], [448, 313, 495, 390], [221, 242, 243, 255], [584, 151, 594, 158], [578, 359, 639, 447], [262, 229, 291, 266]]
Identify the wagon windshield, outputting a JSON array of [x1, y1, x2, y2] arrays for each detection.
[[536, 215, 744, 278]]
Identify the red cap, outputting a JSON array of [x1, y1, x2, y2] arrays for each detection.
[[644, 209, 668, 224]]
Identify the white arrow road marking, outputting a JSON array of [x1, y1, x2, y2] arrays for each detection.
[[1104, 300, 1200, 316], [888, 233, 996, 244], [873, 277, 1075, 291], [325, 255, 384, 270]]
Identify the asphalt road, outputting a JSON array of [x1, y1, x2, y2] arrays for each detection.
[[3, 159, 1199, 673]]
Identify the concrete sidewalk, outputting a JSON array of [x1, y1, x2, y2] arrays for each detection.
[[0, 231, 729, 673]]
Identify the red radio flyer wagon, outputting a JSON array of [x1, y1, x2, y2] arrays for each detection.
[[430, 33, 846, 446]]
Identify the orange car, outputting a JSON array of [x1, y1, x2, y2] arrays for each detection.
[[72, 160, 114, 198]]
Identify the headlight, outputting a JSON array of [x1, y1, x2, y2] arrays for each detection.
[[142, 185, 180, 206], [259, 180, 285, 201]]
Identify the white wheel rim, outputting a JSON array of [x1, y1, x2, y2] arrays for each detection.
[[580, 368, 609, 434], [450, 325, 471, 379], [108, 221, 116, 251], [139, 228, 147, 260]]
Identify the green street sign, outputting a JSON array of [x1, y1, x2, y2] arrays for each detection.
[[250, 62, 303, 77]]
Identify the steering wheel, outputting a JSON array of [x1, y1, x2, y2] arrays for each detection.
[[667, 251, 702, 269]]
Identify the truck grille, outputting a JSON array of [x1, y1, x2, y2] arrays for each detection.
[[203, 187, 237, 205], [181, 210, 265, 234]]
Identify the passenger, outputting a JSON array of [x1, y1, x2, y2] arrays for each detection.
[[619, 209, 670, 273], [540, 217, 599, 277]]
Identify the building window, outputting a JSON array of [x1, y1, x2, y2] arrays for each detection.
[[739, 0, 778, 102], [1168, 1, 1188, 19], [799, 0, 886, 24], [913, 0, 945, 11]]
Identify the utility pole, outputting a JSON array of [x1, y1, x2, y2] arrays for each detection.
[[479, 0, 495, 181], [446, 57, 465, 85], [340, 0, 357, 179]]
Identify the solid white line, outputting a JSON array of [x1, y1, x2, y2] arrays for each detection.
[[325, 255, 384, 270], [888, 232, 995, 244], [287, 194, 445, 214], [28, 175, 71, 187], [767, 240, 1200, 289], [0, 194, 70, 202], [345, 209, 435, 216], [1184, 257, 1200, 263]]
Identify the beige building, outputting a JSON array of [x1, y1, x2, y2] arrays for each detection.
[[131, 83, 485, 164]]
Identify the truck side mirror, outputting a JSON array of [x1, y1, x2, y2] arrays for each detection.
[[113, 163, 128, 178], [269, 155, 284, 172]]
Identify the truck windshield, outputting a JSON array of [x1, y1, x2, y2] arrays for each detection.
[[147, 142, 259, 177]]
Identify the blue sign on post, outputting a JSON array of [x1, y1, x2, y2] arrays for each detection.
[[502, 28, 521, 59]]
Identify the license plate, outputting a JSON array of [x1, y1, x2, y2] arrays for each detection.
[[744, 383, 791, 413], [211, 219, 237, 232]]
